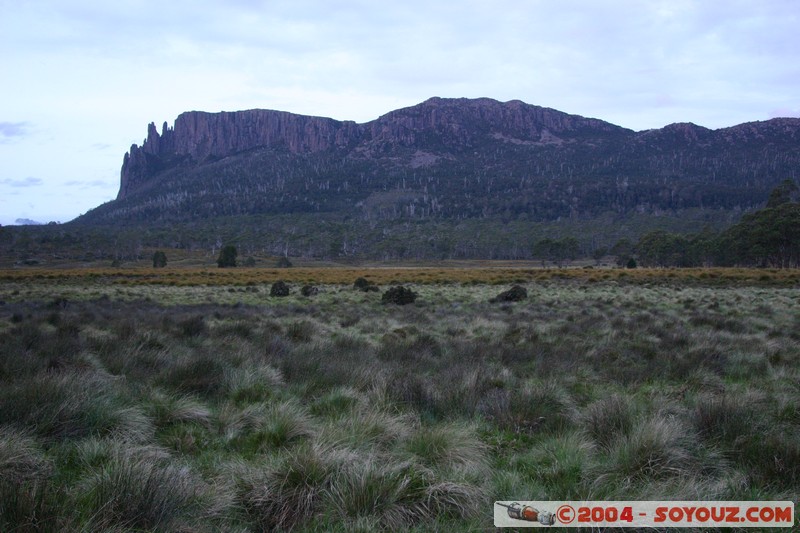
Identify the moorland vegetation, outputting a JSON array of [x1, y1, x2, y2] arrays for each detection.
[[1, 274, 798, 531]]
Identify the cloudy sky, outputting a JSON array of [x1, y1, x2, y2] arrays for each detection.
[[1, 0, 798, 225]]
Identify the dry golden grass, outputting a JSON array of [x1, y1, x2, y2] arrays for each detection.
[[1, 265, 799, 287]]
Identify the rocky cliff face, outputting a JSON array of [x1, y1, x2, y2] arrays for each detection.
[[116, 97, 800, 211], [118, 98, 629, 199], [119, 110, 362, 199]]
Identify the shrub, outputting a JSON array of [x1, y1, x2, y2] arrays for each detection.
[[301, 284, 319, 297], [381, 286, 417, 305], [217, 245, 237, 268], [270, 280, 290, 297], [490, 285, 528, 303], [178, 315, 206, 337], [353, 277, 378, 292], [276, 256, 293, 268], [152, 251, 167, 268]]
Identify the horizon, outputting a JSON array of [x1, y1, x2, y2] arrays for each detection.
[[2, 1, 799, 226]]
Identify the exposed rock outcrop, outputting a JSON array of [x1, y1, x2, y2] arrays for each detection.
[[119, 110, 361, 199], [110, 97, 800, 227], [118, 97, 628, 199]]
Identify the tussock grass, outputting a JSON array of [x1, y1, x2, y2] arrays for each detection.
[[592, 416, 702, 493], [4, 265, 800, 289], [579, 394, 637, 450], [0, 477, 70, 532], [145, 389, 213, 429], [0, 426, 50, 483], [159, 354, 226, 396], [0, 278, 797, 530], [693, 391, 763, 446], [76, 445, 208, 531], [478, 380, 572, 434], [513, 431, 594, 499], [221, 400, 315, 454], [223, 363, 284, 404], [234, 442, 350, 531], [323, 459, 432, 526], [309, 386, 364, 418], [403, 422, 488, 476], [318, 407, 414, 451], [0, 372, 153, 443]]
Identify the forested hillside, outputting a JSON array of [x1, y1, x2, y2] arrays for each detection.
[[5, 98, 800, 261]]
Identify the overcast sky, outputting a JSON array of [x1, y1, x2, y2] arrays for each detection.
[[1, 0, 798, 225]]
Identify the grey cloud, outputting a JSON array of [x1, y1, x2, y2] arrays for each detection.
[[1, 177, 43, 187], [64, 179, 111, 188], [0, 122, 29, 142]]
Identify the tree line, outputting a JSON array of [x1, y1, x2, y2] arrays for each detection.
[[627, 180, 800, 268], [4, 181, 798, 267]]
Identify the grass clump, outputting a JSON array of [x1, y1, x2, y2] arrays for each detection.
[[403, 422, 488, 476], [159, 354, 226, 396], [0, 372, 153, 443], [579, 394, 636, 450], [0, 427, 50, 484], [222, 401, 315, 454], [76, 445, 208, 531], [593, 415, 701, 494], [234, 442, 347, 531]]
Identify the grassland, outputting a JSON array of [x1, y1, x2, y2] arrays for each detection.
[[1, 267, 798, 531]]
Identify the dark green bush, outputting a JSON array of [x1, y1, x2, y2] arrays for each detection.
[[381, 286, 417, 305], [353, 277, 378, 292], [152, 251, 167, 268], [301, 284, 319, 297], [490, 285, 527, 303], [217, 245, 237, 268], [270, 281, 290, 297]]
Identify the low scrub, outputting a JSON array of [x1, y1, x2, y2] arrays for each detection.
[[382, 285, 418, 305]]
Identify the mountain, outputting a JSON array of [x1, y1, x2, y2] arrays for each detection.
[[68, 97, 800, 259]]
